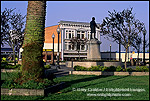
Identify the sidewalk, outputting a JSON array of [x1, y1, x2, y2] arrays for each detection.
[[51, 65, 73, 77]]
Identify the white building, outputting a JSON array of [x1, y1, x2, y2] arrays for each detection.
[[59, 20, 101, 61]]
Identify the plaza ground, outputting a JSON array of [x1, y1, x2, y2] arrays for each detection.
[[1, 68, 149, 100]]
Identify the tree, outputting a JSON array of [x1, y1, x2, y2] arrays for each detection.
[[131, 36, 142, 65], [70, 37, 88, 60], [1, 8, 26, 65], [21, 1, 46, 82], [100, 7, 145, 70], [142, 28, 149, 65]]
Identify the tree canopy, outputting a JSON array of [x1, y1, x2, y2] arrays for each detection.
[[100, 7, 146, 69], [1, 8, 26, 64]]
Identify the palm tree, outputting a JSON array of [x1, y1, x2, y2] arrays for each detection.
[[21, 1, 46, 82]]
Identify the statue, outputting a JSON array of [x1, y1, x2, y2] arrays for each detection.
[[90, 17, 99, 39]]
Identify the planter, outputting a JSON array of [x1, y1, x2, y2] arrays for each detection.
[[1, 82, 65, 96], [69, 71, 149, 76], [66, 61, 123, 68]]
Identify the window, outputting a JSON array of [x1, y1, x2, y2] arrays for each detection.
[[65, 43, 67, 50], [77, 43, 80, 50], [72, 33, 74, 38], [66, 33, 68, 39], [69, 45, 71, 50], [72, 45, 74, 50], [81, 45, 85, 50], [69, 33, 71, 38], [47, 55, 51, 60], [81, 34, 84, 39], [77, 34, 80, 39]]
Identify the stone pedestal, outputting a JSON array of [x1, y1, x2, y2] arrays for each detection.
[[87, 39, 101, 60]]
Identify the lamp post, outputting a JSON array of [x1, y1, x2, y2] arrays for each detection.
[[52, 33, 55, 65], [128, 44, 129, 62], [119, 40, 121, 61], [143, 29, 146, 65], [110, 44, 111, 60], [57, 25, 60, 69]]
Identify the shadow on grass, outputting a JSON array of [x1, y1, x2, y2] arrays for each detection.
[[35, 75, 129, 100], [62, 75, 129, 93]]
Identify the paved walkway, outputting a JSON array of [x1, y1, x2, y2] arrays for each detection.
[[51, 65, 73, 77], [49, 65, 149, 78]]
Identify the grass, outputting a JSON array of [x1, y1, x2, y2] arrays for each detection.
[[1, 73, 149, 100]]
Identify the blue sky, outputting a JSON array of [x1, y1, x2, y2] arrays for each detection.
[[1, 1, 149, 52]]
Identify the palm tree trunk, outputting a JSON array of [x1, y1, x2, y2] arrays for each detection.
[[22, 1, 46, 80]]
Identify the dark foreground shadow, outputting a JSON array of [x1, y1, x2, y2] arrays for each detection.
[[62, 75, 129, 93], [36, 75, 129, 100]]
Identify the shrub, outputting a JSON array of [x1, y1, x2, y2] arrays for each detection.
[[102, 66, 116, 72], [136, 66, 149, 72], [127, 68, 133, 72], [1, 60, 8, 64], [136, 66, 143, 72], [101, 66, 108, 71], [89, 66, 100, 71], [99, 66, 104, 71], [108, 66, 116, 72], [123, 69, 126, 72], [74, 65, 87, 71], [44, 65, 51, 69], [1, 78, 54, 89], [141, 66, 149, 72], [1, 61, 8, 69], [3, 64, 21, 69], [116, 65, 122, 72], [2, 57, 6, 61]]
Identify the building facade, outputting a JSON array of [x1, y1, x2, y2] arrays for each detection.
[[59, 20, 101, 61], [42, 25, 61, 64], [19, 20, 149, 64]]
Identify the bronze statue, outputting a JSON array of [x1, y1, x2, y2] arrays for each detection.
[[90, 17, 99, 39]]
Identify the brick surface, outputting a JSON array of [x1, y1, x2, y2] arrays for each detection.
[[45, 25, 61, 43]]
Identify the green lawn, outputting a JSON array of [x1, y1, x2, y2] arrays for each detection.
[[1, 73, 149, 100]]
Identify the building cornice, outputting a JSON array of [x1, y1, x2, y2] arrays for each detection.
[[58, 20, 100, 28]]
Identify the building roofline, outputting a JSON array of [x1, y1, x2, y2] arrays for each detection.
[[45, 25, 58, 28], [58, 20, 100, 25]]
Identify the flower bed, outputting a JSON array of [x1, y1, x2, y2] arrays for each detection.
[[74, 65, 149, 72], [1, 71, 63, 96], [69, 65, 149, 76], [1, 82, 65, 96]]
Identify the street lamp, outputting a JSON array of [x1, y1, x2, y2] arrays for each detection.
[[110, 44, 111, 60], [57, 25, 60, 69], [52, 33, 55, 65], [143, 29, 146, 65], [128, 44, 129, 62]]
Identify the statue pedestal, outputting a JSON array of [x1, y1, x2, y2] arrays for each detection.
[[87, 39, 101, 60]]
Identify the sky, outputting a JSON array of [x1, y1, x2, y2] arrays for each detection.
[[1, 1, 149, 52]]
